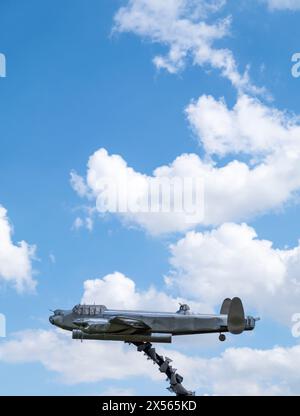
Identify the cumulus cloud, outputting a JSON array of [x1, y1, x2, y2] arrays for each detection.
[[70, 171, 92, 199], [72, 93, 300, 232], [0, 271, 207, 386], [160, 344, 300, 395], [100, 387, 135, 396], [113, 0, 261, 94], [0, 270, 298, 394], [184, 94, 300, 223], [1, 327, 300, 394], [153, 153, 300, 226], [265, 0, 300, 10], [186, 94, 300, 157], [72, 216, 93, 232], [71, 117, 300, 231], [0, 205, 36, 292], [79, 230, 300, 326], [82, 272, 217, 350], [0, 328, 160, 384], [71, 148, 205, 235], [81, 271, 208, 312], [167, 222, 300, 323]]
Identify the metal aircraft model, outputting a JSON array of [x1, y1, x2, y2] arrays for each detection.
[[49, 297, 259, 343], [49, 298, 259, 396]]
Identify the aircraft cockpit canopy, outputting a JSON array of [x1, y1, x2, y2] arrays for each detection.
[[72, 304, 107, 315]]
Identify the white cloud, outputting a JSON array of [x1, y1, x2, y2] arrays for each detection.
[[153, 153, 300, 227], [79, 230, 300, 326], [183, 94, 300, 224], [265, 0, 300, 10], [100, 387, 135, 396], [72, 216, 93, 232], [71, 148, 205, 235], [81, 271, 208, 312], [167, 222, 300, 323], [0, 328, 160, 384], [70, 171, 91, 199], [1, 327, 300, 394], [70, 93, 300, 233], [0, 205, 36, 292], [186, 94, 300, 157], [113, 0, 261, 94], [0, 269, 298, 394], [160, 344, 300, 395], [71, 117, 300, 235], [73, 217, 84, 229], [82, 272, 218, 351], [0, 271, 207, 386]]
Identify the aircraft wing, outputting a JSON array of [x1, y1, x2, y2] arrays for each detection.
[[109, 316, 151, 331], [73, 316, 150, 334]]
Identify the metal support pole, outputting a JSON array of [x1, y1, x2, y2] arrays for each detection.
[[127, 341, 195, 396]]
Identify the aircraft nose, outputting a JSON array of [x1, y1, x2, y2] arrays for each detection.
[[49, 315, 63, 326]]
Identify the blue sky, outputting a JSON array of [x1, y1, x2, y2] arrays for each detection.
[[1, 0, 300, 395]]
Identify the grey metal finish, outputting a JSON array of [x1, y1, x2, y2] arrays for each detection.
[[49, 298, 259, 397], [72, 330, 172, 343], [220, 298, 231, 315], [131, 341, 195, 396], [227, 297, 246, 334], [49, 298, 259, 342]]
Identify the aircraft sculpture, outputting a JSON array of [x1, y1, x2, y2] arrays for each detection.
[[49, 297, 258, 343], [49, 297, 259, 396]]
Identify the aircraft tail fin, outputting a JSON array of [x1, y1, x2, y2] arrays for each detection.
[[227, 297, 245, 335], [220, 298, 231, 315]]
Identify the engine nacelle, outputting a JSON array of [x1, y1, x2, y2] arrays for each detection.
[[75, 318, 110, 334]]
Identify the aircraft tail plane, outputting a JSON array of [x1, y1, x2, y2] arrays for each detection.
[[220, 297, 247, 334], [220, 298, 232, 315], [227, 297, 246, 334]]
